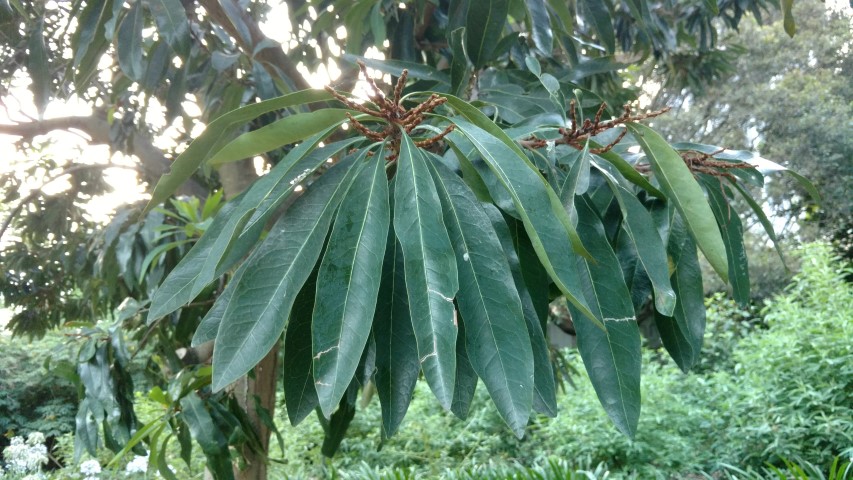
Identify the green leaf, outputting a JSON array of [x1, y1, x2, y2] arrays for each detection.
[[465, 0, 509, 67], [143, 0, 189, 55], [654, 216, 706, 372], [429, 160, 533, 438], [190, 262, 247, 347], [526, 0, 553, 55], [394, 133, 459, 409], [71, 0, 113, 90], [730, 181, 786, 265], [450, 314, 478, 420], [782, 0, 796, 37], [704, 0, 719, 14], [27, 21, 50, 116], [449, 28, 472, 97], [488, 208, 556, 416], [148, 135, 354, 323], [546, 0, 574, 34], [208, 109, 350, 165], [438, 99, 599, 328], [313, 151, 390, 417], [702, 178, 749, 305], [342, 54, 450, 85], [373, 186, 420, 437], [746, 155, 821, 205], [592, 148, 665, 199], [117, 1, 144, 81], [283, 270, 320, 426], [627, 123, 729, 283], [578, 0, 615, 53], [604, 177, 676, 316], [144, 89, 334, 214], [571, 196, 641, 438], [210, 152, 366, 392], [179, 393, 233, 480]]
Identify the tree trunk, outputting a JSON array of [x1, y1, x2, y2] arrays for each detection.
[[218, 158, 278, 480]]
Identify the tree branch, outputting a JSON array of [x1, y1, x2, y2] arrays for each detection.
[[196, 0, 312, 92], [0, 114, 207, 198]]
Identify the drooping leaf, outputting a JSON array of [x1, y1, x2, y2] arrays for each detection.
[[428, 160, 533, 438], [283, 270, 320, 426], [654, 215, 706, 372], [208, 109, 351, 166], [702, 177, 749, 305], [190, 262, 248, 347], [781, 0, 796, 37], [483, 203, 557, 417], [71, 0, 113, 90], [450, 315, 479, 420], [526, 0, 553, 55], [144, 89, 334, 214], [179, 393, 233, 480], [394, 132, 459, 409], [439, 100, 599, 327], [211, 152, 367, 392], [117, 1, 144, 81], [313, 150, 390, 417], [578, 0, 615, 53], [604, 177, 677, 316], [465, 0, 509, 67], [627, 123, 729, 283], [571, 196, 641, 438], [592, 149, 665, 199], [730, 180, 786, 264], [26, 21, 50, 116], [449, 28, 472, 97]]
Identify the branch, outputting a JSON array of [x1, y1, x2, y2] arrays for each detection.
[[196, 0, 312, 92], [0, 114, 207, 198]]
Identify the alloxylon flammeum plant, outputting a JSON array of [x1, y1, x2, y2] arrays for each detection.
[[141, 59, 815, 446]]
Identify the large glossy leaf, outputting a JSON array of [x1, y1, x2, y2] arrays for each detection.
[[465, 0, 509, 67], [394, 133, 459, 409], [179, 393, 232, 480], [144, 89, 334, 213], [654, 216, 706, 372], [483, 204, 557, 417], [210, 152, 367, 392], [373, 233, 419, 436], [313, 151, 390, 417], [627, 123, 729, 283], [438, 99, 599, 327], [450, 315, 479, 420], [190, 262, 247, 347], [208, 109, 350, 166], [117, 1, 144, 81], [703, 177, 749, 305], [449, 28, 471, 97], [283, 270, 320, 426], [605, 178, 676, 316], [578, 0, 615, 53], [571, 196, 641, 438], [147, 135, 355, 323], [429, 160, 533, 437]]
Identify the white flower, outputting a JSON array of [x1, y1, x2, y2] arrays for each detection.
[[25, 433, 45, 446], [125, 454, 149, 475], [3, 435, 48, 475], [80, 459, 101, 479]]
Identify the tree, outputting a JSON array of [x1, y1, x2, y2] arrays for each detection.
[[0, 1, 815, 479]]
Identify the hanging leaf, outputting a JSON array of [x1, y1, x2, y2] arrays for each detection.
[[627, 123, 729, 283], [180, 393, 233, 480], [117, 1, 144, 81], [483, 204, 557, 417], [313, 151, 390, 417], [27, 21, 50, 116], [578, 0, 615, 53], [429, 160, 533, 438], [571, 196, 641, 438], [526, 0, 553, 55], [211, 152, 367, 392], [394, 133, 459, 409], [449, 28, 472, 97], [465, 0, 509, 67], [654, 216, 706, 373], [143, 0, 190, 56], [703, 177, 750, 305], [283, 270, 320, 426]]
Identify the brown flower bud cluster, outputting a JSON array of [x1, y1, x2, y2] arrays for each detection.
[[635, 148, 756, 182], [325, 61, 454, 161], [520, 101, 670, 154]]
